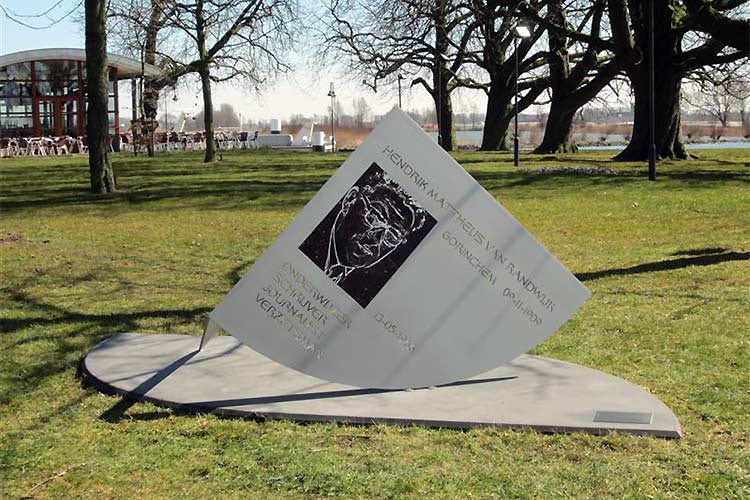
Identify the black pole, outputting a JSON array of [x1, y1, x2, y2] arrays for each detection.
[[164, 91, 168, 134], [648, 0, 656, 181], [330, 98, 335, 152], [328, 82, 336, 153], [398, 75, 402, 109], [514, 36, 520, 167], [437, 65, 442, 148]]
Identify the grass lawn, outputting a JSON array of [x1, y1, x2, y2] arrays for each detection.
[[1, 147, 748, 498]]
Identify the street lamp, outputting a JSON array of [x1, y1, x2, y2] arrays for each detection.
[[647, 0, 656, 181], [514, 24, 531, 167], [397, 73, 403, 109], [327, 82, 336, 152], [435, 53, 448, 149], [163, 89, 170, 137]]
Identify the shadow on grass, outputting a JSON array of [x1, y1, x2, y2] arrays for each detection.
[[1, 288, 210, 407], [577, 250, 749, 282], [470, 167, 748, 191], [226, 260, 253, 285], [3, 151, 748, 215], [671, 247, 728, 257], [0, 150, 343, 214], [0, 177, 328, 214], [2, 298, 212, 338]]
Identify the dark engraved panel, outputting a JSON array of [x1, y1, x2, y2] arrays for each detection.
[[300, 162, 437, 307]]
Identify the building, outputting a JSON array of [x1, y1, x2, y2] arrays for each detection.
[[0, 48, 161, 138]]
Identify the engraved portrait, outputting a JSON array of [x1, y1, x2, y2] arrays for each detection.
[[299, 162, 436, 307]]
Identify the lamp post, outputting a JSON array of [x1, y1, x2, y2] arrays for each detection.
[[648, 0, 656, 181], [435, 53, 448, 149], [514, 24, 531, 167], [327, 82, 336, 152], [164, 89, 168, 133], [397, 73, 403, 109]]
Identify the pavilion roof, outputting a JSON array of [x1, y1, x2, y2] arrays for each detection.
[[0, 48, 162, 79]]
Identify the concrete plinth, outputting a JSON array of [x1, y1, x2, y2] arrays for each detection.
[[82, 333, 681, 438]]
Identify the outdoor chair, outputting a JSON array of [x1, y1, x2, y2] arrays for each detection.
[[54, 137, 70, 155], [0, 137, 13, 158], [26, 138, 48, 156], [77, 136, 88, 154]]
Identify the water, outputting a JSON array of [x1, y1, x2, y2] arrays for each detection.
[[427, 130, 749, 151], [580, 142, 750, 151]]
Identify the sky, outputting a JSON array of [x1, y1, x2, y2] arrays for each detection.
[[0, 0, 453, 123]]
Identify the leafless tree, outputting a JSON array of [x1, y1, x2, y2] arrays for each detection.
[[522, 0, 622, 153], [324, 0, 477, 151], [327, 99, 346, 128], [607, 0, 748, 161], [108, 0, 299, 162], [685, 80, 750, 126], [214, 103, 242, 127], [684, 58, 750, 126], [107, 0, 176, 156], [352, 97, 372, 126]]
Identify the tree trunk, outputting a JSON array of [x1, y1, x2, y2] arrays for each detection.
[[85, 0, 116, 193], [439, 93, 455, 152], [535, 0, 576, 154], [614, 71, 687, 160], [434, 72, 455, 152], [480, 84, 512, 151], [614, 58, 687, 160], [142, 0, 164, 157], [200, 68, 216, 163], [433, 2, 454, 152], [144, 82, 158, 157], [534, 104, 577, 153], [612, 0, 688, 161]]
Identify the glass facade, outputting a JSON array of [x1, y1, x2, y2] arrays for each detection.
[[0, 60, 119, 138]]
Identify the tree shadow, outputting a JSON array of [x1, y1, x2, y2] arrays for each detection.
[[671, 247, 728, 257], [225, 260, 254, 286], [576, 250, 749, 282], [0, 177, 329, 214], [1, 285, 211, 406], [0, 150, 344, 215]]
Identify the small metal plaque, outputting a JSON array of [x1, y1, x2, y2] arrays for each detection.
[[593, 411, 653, 425]]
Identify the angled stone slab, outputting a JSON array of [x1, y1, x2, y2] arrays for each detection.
[[83, 334, 682, 438], [208, 108, 590, 389]]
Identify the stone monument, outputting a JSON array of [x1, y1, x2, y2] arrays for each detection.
[[82, 109, 681, 437]]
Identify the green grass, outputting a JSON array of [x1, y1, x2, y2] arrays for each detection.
[[1, 148, 748, 498]]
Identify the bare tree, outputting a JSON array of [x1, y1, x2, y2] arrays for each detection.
[[684, 59, 750, 126], [325, 0, 477, 151], [686, 80, 750, 126], [352, 97, 372, 126], [525, 0, 622, 153], [327, 99, 346, 128], [213, 103, 241, 127], [469, 102, 480, 130], [607, 0, 749, 161], [86, 0, 116, 193], [457, 1, 551, 151], [109, 0, 298, 162], [107, 0, 175, 156]]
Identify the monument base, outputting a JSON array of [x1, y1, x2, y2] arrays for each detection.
[[82, 333, 681, 438]]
